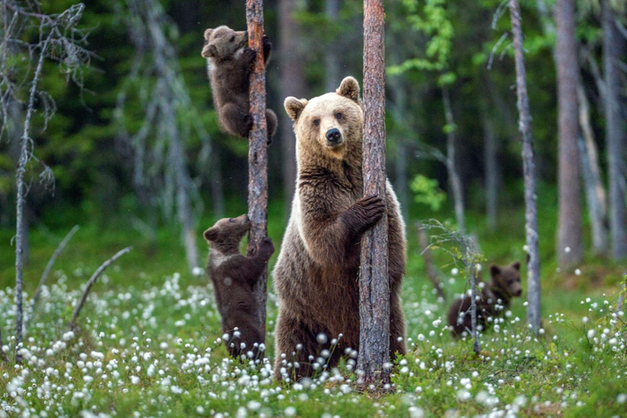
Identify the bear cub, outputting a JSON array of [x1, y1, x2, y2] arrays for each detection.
[[447, 261, 523, 337], [201, 25, 278, 141], [203, 214, 275, 358]]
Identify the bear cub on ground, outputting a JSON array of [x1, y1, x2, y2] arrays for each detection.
[[203, 214, 274, 358], [201, 25, 277, 141], [447, 261, 523, 337]]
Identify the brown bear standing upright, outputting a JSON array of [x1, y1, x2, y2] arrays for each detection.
[[203, 214, 275, 359], [272, 77, 407, 381], [201, 26, 277, 140], [447, 261, 523, 337]]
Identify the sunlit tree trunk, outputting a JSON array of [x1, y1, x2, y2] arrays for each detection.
[[555, 0, 583, 268], [603, 0, 627, 260]]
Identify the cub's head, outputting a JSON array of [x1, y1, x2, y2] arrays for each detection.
[[203, 214, 250, 250], [201, 26, 248, 60], [489, 261, 523, 298], [284, 76, 363, 161]]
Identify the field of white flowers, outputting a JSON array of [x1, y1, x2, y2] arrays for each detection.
[[1, 253, 626, 418]]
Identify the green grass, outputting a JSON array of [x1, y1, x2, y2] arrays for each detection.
[[0, 201, 626, 417]]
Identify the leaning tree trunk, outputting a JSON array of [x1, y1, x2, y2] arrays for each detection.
[[246, 0, 270, 338], [577, 85, 609, 256], [442, 86, 465, 233], [510, 0, 542, 333], [603, 0, 627, 260], [278, 0, 306, 212], [358, 0, 390, 389], [555, 0, 583, 268]]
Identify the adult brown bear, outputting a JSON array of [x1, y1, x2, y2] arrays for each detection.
[[273, 77, 407, 381]]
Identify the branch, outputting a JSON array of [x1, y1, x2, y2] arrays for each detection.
[[68, 247, 132, 330], [29, 225, 79, 319]]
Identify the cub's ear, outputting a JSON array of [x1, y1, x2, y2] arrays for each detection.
[[489, 264, 501, 277], [203, 227, 219, 242], [336, 76, 360, 102], [284, 97, 308, 121], [203, 28, 213, 41], [511, 261, 521, 271], [201, 44, 218, 59]]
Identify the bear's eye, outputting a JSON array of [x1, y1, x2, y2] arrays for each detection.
[[313, 119, 320, 126], [230, 36, 235, 42], [335, 112, 342, 120]]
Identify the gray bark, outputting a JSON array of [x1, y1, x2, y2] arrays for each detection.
[[278, 0, 306, 212], [510, 0, 542, 332], [555, 0, 583, 268], [603, 1, 627, 260], [246, 0, 270, 338], [577, 86, 609, 256], [442, 86, 465, 233], [358, 0, 390, 389]]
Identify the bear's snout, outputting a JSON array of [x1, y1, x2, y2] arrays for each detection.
[[325, 128, 343, 146]]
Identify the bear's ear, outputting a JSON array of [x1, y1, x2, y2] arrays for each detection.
[[203, 28, 213, 41], [489, 264, 500, 277], [511, 261, 521, 271], [201, 44, 218, 59], [336, 76, 360, 102], [203, 227, 218, 242], [284, 97, 308, 121]]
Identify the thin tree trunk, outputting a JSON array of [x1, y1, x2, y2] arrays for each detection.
[[555, 0, 583, 268], [278, 0, 305, 212], [442, 86, 465, 233], [510, 0, 542, 333], [324, 0, 341, 92], [246, 0, 270, 338], [482, 111, 498, 232], [416, 223, 446, 301], [603, 0, 627, 260], [210, 143, 225, 218], [358, 0, 389, 389], [469, 265, 480, 354], [577, 85, 609, 256]]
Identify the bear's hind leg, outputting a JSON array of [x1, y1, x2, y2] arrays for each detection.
[[220, 103, 253, 138], [274, 313, 326, 382], [266, 109, 278, 141]]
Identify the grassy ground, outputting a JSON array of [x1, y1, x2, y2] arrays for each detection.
[[0, 201, 626, 417]]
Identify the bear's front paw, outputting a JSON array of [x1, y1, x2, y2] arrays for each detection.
[[243, 47, 257, 64], [262, 35, 272, 54], [349, 195, 386, 230], [258, 237, 275, 260], [240, 114, 253, 137]]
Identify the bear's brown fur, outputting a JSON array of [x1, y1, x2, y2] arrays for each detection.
[[203, 214, 275, 359], [273, 76, 407, 381], [447, 261, 523, 337], [201, 26, 277, 140]]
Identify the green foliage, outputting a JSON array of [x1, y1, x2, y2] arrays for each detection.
[[410, 174, 447, 212]]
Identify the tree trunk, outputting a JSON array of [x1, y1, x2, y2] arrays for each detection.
[[442, 86, 465, 233], [482, 111, 498, 232], [358, 0, 390, 389], [278, 0, 305, 212], [577, 85, 609, 256], [555, 0, 583, 269], [324, 0, 341, 92], [603, 1, 627, 260], [210, 143, 225, 218], [246, 0, 270, 338], [510, 0, 542, 333]]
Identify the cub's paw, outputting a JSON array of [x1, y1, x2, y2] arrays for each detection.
[[243, 47, 257, 64], [262, 35, 272, 55], [240, 114, 253, 137], [259, 237, 275, 260]]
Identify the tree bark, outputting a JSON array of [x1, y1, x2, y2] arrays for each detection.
[[577, 85, 609, 256], [442, 86, 465, 233], [358, 0, 390, 389], [603, 1, 627, 260], [278, 0, 305, 213], [555, 0, 583, 268], [482, 110, 498, 232], [510, 0, 542, 333], [246, 0, 270, 338], [324, 0, 341, 92], [416, 224, 446, 301]]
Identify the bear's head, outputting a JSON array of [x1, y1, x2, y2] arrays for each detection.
[[284, 76, 363, 162], [203, 214, 250, 251], [201, 26, 248, 60], [489, 261, 523, 298]]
